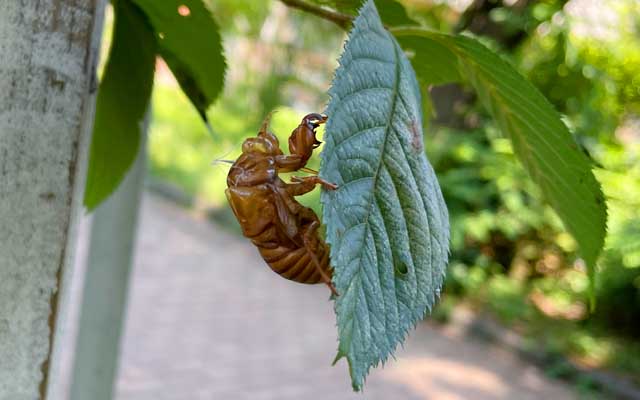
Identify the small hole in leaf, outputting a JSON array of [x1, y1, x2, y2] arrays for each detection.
[[158, 32, 165, 39], [395, 260, 408, 277], [178, 5, 191, 16]]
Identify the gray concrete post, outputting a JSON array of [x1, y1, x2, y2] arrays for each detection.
[[69, 115, 149, 400]]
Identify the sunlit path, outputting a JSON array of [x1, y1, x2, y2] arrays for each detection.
[[57, 193, 577, 400]]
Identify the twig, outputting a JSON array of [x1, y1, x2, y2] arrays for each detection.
[[279, 0, 354, 30]]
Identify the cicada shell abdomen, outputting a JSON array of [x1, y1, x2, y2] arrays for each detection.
[[257, 239, 332, 284]]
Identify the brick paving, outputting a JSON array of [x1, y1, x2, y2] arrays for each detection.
[[58, 193, 578, 399]]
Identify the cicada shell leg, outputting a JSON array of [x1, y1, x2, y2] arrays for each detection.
[[302, 220, 338, 297]]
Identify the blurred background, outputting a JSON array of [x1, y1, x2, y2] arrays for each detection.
[[64, 0, 640, 399]]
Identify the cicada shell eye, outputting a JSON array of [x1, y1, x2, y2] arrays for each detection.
[[303, 113, 327, 130], [243, 137, 270, 154], [263, 139, 281, 155], [242, 138, 255, 153], [263, 133, 284, 155]]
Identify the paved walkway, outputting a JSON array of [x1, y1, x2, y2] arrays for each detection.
[[61, 193, 578, 399]]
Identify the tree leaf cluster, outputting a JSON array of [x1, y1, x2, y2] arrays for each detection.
[[84, 0, 225, 210]]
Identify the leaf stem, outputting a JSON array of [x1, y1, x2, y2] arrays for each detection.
[[279, 0, 353, 30]]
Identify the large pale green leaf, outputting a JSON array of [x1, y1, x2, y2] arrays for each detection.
[[84, 0, 156, 210], [132, 0, 226, 120], [320, 1, 450, 390], [392, 28, 607, 294]]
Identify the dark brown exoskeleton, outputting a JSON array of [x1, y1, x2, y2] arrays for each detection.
[[225, 113, 338, 295]]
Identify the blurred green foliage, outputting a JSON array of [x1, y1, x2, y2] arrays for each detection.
[[146, 0, 640, 383]]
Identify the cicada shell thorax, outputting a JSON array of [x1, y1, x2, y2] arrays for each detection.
[[257, 233, 331, 284]]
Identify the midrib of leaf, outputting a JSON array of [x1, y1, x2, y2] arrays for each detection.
[[336, 30, 445, 370], [337, 29, 404, 358], [324, 2, 450, 388]]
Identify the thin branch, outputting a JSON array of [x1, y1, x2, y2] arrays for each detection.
[[280, 0, 354, 30]]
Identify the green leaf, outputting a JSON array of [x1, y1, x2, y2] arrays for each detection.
[[84, 0, 156, 210], [371, 0, 417, 27], [158, 45, 210, 125], [396, 35, 460, 85], [132, 0, 226, 120], [311, 0, 417, 27], [395, 35, 460, 122], [320, 1, 450, 390], [392, 28, 607, 293]]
